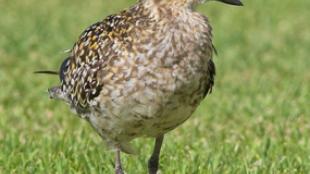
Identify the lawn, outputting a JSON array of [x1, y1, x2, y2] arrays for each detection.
[[0, 0, 309, 173]]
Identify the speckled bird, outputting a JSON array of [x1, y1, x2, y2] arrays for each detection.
[[39, 0, 242, 173]]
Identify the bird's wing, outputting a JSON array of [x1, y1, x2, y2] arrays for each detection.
[[61, 12, 137, 112], [202, 15, 216, 97], [203, 59, 216, 97]]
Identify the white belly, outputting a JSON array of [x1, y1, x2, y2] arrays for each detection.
[[87, 64, 207, 145]]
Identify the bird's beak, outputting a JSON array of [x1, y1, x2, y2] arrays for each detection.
[[218, 0, 243, 6]]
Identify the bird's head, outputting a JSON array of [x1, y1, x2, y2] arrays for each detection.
[[34, 57, 71, 101]]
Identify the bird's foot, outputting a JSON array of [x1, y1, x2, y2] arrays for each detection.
[[148, 157, 159, 174], [115, 167, 124, 174]]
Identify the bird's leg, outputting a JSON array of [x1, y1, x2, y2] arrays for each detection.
[[148, 135, 164, 174], [115, 148, 124, 174]]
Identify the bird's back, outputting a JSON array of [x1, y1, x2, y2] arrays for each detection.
[[53, 1, 216, 151]]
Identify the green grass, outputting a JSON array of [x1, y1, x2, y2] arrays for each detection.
[[0, 0, 309, 173]]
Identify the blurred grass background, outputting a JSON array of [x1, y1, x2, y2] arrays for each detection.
[[0, 0, 309, 173]]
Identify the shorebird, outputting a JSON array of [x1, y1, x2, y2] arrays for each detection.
[[38, 0, 242, 173]]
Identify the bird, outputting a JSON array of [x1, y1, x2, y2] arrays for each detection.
[[38, 0, 242, 173]]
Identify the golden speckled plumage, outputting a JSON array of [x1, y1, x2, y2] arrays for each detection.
[[52, 0, 215, 153], [44, 0, 242, 172]]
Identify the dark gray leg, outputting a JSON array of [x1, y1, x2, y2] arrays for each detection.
[[148, 135, 164, 174], [115, 148, 124, 174]]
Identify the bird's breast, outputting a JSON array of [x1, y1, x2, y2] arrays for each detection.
[[67, 10, 215, 142]]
